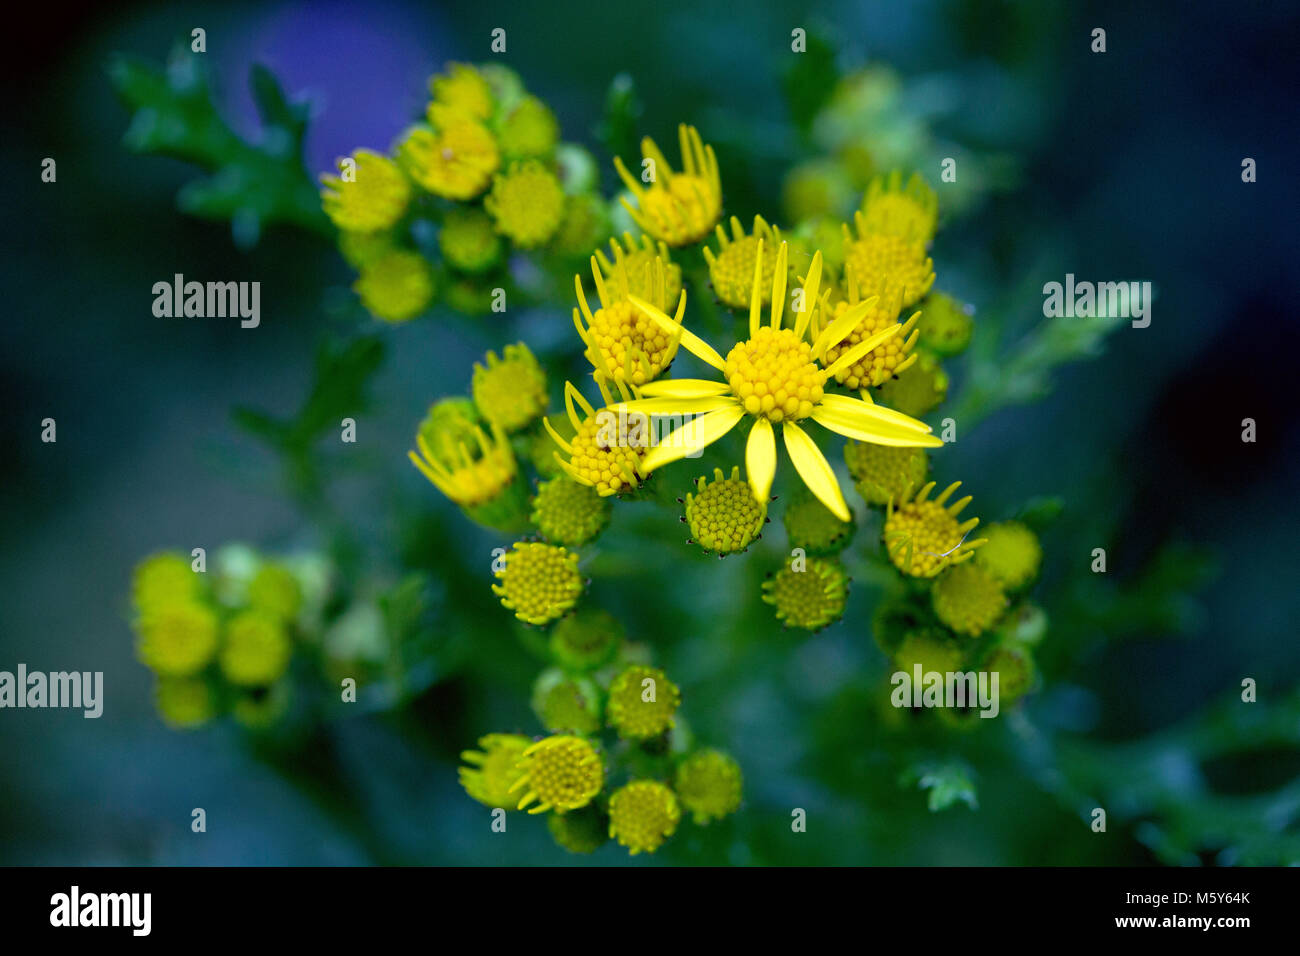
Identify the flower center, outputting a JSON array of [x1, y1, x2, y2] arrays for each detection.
[[724, 327, 824, 422]]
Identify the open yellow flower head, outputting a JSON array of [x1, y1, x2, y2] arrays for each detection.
[[498, 94, 560, 161], [614, 124, 721, 246], [608, 780, 681, 855], [353, 249, 434, 322], [531, 476, 611, 547], [247, 563, 302, 623], [320, 149, 411, 233], [472, 343, 547, 432], [703, 215, 784, 308], [844, 440, 928, 508], [409, 416, 517, 509], [459, 733, 531, 808], [491, 541, 583, 625], [439, 207, 503, 274], [606, 664, 681, 739], [484, 161, 565, 248], [815, 282, 921, 389], [219, 610, 292, 686], [154, 677, 217, 730], [842, 214, 935, 308], [132, 551, 199, 614], [860, 170, 938, 243], [884, 480, 986, 578], [549, 380, 648, 497], [683, 466, 767, 555], [594, 233, 683, 304], [136, 599, 219, 677], [877, 350, 949, 417], [932, 563, 1007, 636], [575, 236, 684, 386], [510, 734, 604, 814], [428, 62, 493, 122], [761, 556, 848, 631], [974, 521, 1042, 590], [674, 749, 743, 824], [397, 112, 499, 200], [613, 239, 941, 522]]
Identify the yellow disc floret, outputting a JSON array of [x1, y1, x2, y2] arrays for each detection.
[[531, 476, 611, 547], [860, 170, 938, 243], [136, 600, 219, 677], [510, 734, 604, 814], [397, 115, 499, 201], [550, 381, 647, 497], [704, 215, 784, 308], [974, 521, 1042, 590], [842, 215, 935, 308], [608, 780, 681, 855], [353, 249, 434, 322], [674, 749, 743, 824], [606, 664, 680, 739], [884, 480, 985, 578], [320, 149, 411, 233], [761, 557, 849, 631], [472, 343, 547, 432], [484, 161, 565, 248], [219, 610, 292, 686], [491, 541, 583, 625], [684, 466, 767, 555], [459, 733, 531, 808], [725, 326, 825, 422], [844, 441, 929, 507], [613, 124, 721, 246], [818, 286, 920, 389]]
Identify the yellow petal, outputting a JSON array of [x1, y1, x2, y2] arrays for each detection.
[[816, 393, 933, 433], [794, 251, 822, 340], [812, 295, 879, 359], [746, 417, 777, 501], [638, 378, 731, 398], [628, 294, 727, 372], [616, 395, 737, 416], [782, 421, 850, 522], [822, 323, 901, 377], [641, 404, 744, 473], [811, 404, 943, 448]]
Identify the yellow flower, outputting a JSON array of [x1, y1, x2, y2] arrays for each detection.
[[675, 749, 743, 824], [439, 208, 503, 274], [320, 149, 411, 233], [459, 733, 531, 808], [932, 563, 1007, 637], [472, 342, 547, 432], [528, 412, 574, 478], [615, 240, 942, 521], [484, 161, 566, 248], [491, 541, 583, 625], [574, 236, 684, 386], [613, 124, 721, 246], [608, 780, 681, 855], [154, 677, 216, 729], [761, 556, 848, 631], [428, 62, 493, 122], [409, 418, 517, 508], [884, 480, 985, 578], [593, 232, 683, 304], [605, 664, 680, 739], [844, 441, 929, 507], [132, 551, 198, 614], [510, 734, 604, 814], [353, 249, 434, 322], [548, 379, 649, 497], [683, 466, 767, 555], [219, 611, 292, 686], [531, 476, 610, 547], [136, 600, 219, 677], [842, 214, 935, 308], [814, 284, 921, 389], [974, 521, 1042, 590], [397, 114, 499, 200], [703, 215, 785, 308], [498, 94, 560, 161], [859, 170, 938, 243]]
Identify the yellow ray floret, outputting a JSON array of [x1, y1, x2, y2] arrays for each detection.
[[613, 124, 721, 246], [883, 480, 987, 578], [813, 271, 921, 389], [703, 215, 784, 308], [860, 170, 938, 243], [610, 239, 942, 522], [548, 379, 649, 497], [593, 233, 683, 304], [408, 418, 516, 508]]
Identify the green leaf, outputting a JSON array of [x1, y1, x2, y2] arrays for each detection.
[[904, 759, 979, 812]]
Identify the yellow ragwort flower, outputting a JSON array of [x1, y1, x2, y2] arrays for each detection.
[[814, 281, 921, 389], [884, 480, 986, 578], [491, 541, 583, 625], [219, 610, 292, 687], [842, 213, 935, 308], [409, 417, 517, 508], [531, 476, 611, 547], [428, 62, 494, 122], [320, 149, 412, 233], [703, 215, 784, 308], [510, 734, 604, 814], [844, 440, 929, 507], [974, 521, 1042, 590], [484, 161, 566, 248], [132, 551, 199, 614], [613, 124, 721, 246], [472, 342, 547, 432], [932, 563, 1007, 637], [608, 780, 681, 855], [136, 600, 219, 677], [860, 170, 938, 243], [614, 240, 942, 522], [397, 110, 499, 201], [459, 733, 531, 808], [594, 232, 683, 303], [675, 749, 743, 824], [353, 249, 434, 322], [761, 556, 848, 631], [548, 379, 649, 497], [683, 466, 767, 555], [605, 664, 681, 739], [574, 236, 684, 386]]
